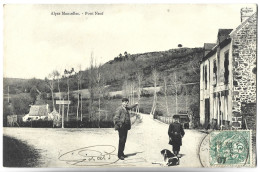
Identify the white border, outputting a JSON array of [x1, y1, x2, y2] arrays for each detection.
[[0, 0, 259, 172]]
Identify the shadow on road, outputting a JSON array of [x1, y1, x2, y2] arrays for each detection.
[[125, 151, 144, 157], [178, 154, 185, 158]]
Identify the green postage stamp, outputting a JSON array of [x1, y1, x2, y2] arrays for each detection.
[[209, 130, 253, 167]]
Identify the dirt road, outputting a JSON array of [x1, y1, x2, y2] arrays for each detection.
[[3, 114, 206, 168]]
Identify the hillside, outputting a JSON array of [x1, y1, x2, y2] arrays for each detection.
[[3, 47, 203, 96], [3, 47, 203, 127], [101, 47, 203, 92]]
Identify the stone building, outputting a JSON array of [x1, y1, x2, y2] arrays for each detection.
[[200, 11, 257, 129]]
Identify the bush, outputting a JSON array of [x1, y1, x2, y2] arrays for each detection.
[[138, 107, 145, 113], [18, 120, 53, 128], [64, 120, 114, 128], [3, 101, 13, 126], [112, 94, 122, 99], [189, 102, 200, 128], [154, 110, 163, 116], [11, 94, 32, 115]]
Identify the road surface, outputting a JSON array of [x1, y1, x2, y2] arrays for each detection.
[[3, 114, 206, 168]]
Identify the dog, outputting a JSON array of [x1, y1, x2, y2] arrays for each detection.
[[160, 149, 179, 166]]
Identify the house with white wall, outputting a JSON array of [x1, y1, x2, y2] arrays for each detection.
[[200, 10, 257, 129]]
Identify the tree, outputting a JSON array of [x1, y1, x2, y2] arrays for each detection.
[[122, 80, 129, 98], [88, 52, 96, 122], [30, 86, 39, 104], [124, 51, 129, 60], [40, 92, 48, 102], [151, 69, 159, 117], [12, 94, 32, 115], [53, 70, 61, 114], [189, 57, 200, 75], [96, 64, 105, 128], [163, 76, 169, 116], [63, 67, 75, 121], [178, 44, 183, 48], [75, 65, 83, 123], [171, 72, 180, 115], [45, 72, 56, 111], [135, 70, 143, 114]]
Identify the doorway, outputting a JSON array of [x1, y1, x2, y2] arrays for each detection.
[[205, 99, 210, 128]]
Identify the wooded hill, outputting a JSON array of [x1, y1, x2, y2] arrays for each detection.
[[3, 47, 204, 96]]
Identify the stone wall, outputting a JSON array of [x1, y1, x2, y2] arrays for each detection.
[[231, 13, 257, 119], [241, 102, 256, 160]]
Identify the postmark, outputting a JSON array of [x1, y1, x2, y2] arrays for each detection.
[[209, 130, 252, 167], [198, 133, 210, 167]]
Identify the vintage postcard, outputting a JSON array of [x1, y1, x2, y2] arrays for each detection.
[[2, 3, 257, 169]]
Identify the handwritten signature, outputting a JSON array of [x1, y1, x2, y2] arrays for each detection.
[[58, 145, 147, 166], [58, 145, 120, 166]]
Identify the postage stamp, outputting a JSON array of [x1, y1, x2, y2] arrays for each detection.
[[209, 130, 252, 167]]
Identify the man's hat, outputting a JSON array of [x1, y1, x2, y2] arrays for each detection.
[[122, 97, 129, 102]]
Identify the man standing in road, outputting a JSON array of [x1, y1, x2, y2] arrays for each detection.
[[168, 115, 185, 156], [114, 98, 138, 160]]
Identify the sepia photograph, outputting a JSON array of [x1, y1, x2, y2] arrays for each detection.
[[1, 2, 258, 170]]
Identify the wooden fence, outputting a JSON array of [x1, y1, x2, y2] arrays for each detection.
[[156, 116, 174, 124]]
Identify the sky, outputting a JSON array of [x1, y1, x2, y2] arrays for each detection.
[[3, 3, 257, 79]]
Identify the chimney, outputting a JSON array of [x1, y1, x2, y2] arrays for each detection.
[[241, 7, 255, 22]]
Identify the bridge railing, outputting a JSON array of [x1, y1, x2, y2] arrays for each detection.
[[156, 116, 174, 124]]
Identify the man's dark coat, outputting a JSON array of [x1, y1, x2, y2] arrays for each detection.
[[113, 104, 137, 130], [168, 122, 185, 146]]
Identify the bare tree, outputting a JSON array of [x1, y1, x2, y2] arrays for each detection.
[[136, 71, 143, 114], [75, 65, 83, 123], [45, 72, 56, 111], [189, 58, 200, 75], [151, 69, 159, 116], [53, 70, 61, 114], [163, 76, 169, 116], [63, 68, 75, 121], [122, 80, 129, 98], [171, 72, 180, 115], [184, 85, 188, 113], [96, 64, 104, 128], [88, 52, 96, 122], [129, 81, 136, 113]]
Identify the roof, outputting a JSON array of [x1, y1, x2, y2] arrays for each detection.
[[204, 43, 217, 51], [28, 105, 49, 116], [217, 29, 233, 43], [202, 38, 231, 62], [201, 12, 257, 63], [217, 29, 233, 36]]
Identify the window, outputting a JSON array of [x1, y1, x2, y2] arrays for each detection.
[[213, 60, 217, 86], [224, 51, 229, 84], [205, 65, 207, 90]]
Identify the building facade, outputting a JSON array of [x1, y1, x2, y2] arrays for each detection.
[[200, 12, 257, 129]]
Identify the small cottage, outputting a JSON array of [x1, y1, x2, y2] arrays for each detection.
[[22, 104, 50, 122]]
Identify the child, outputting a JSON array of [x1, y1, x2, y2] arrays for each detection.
[[168, 115, 185, 156]]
